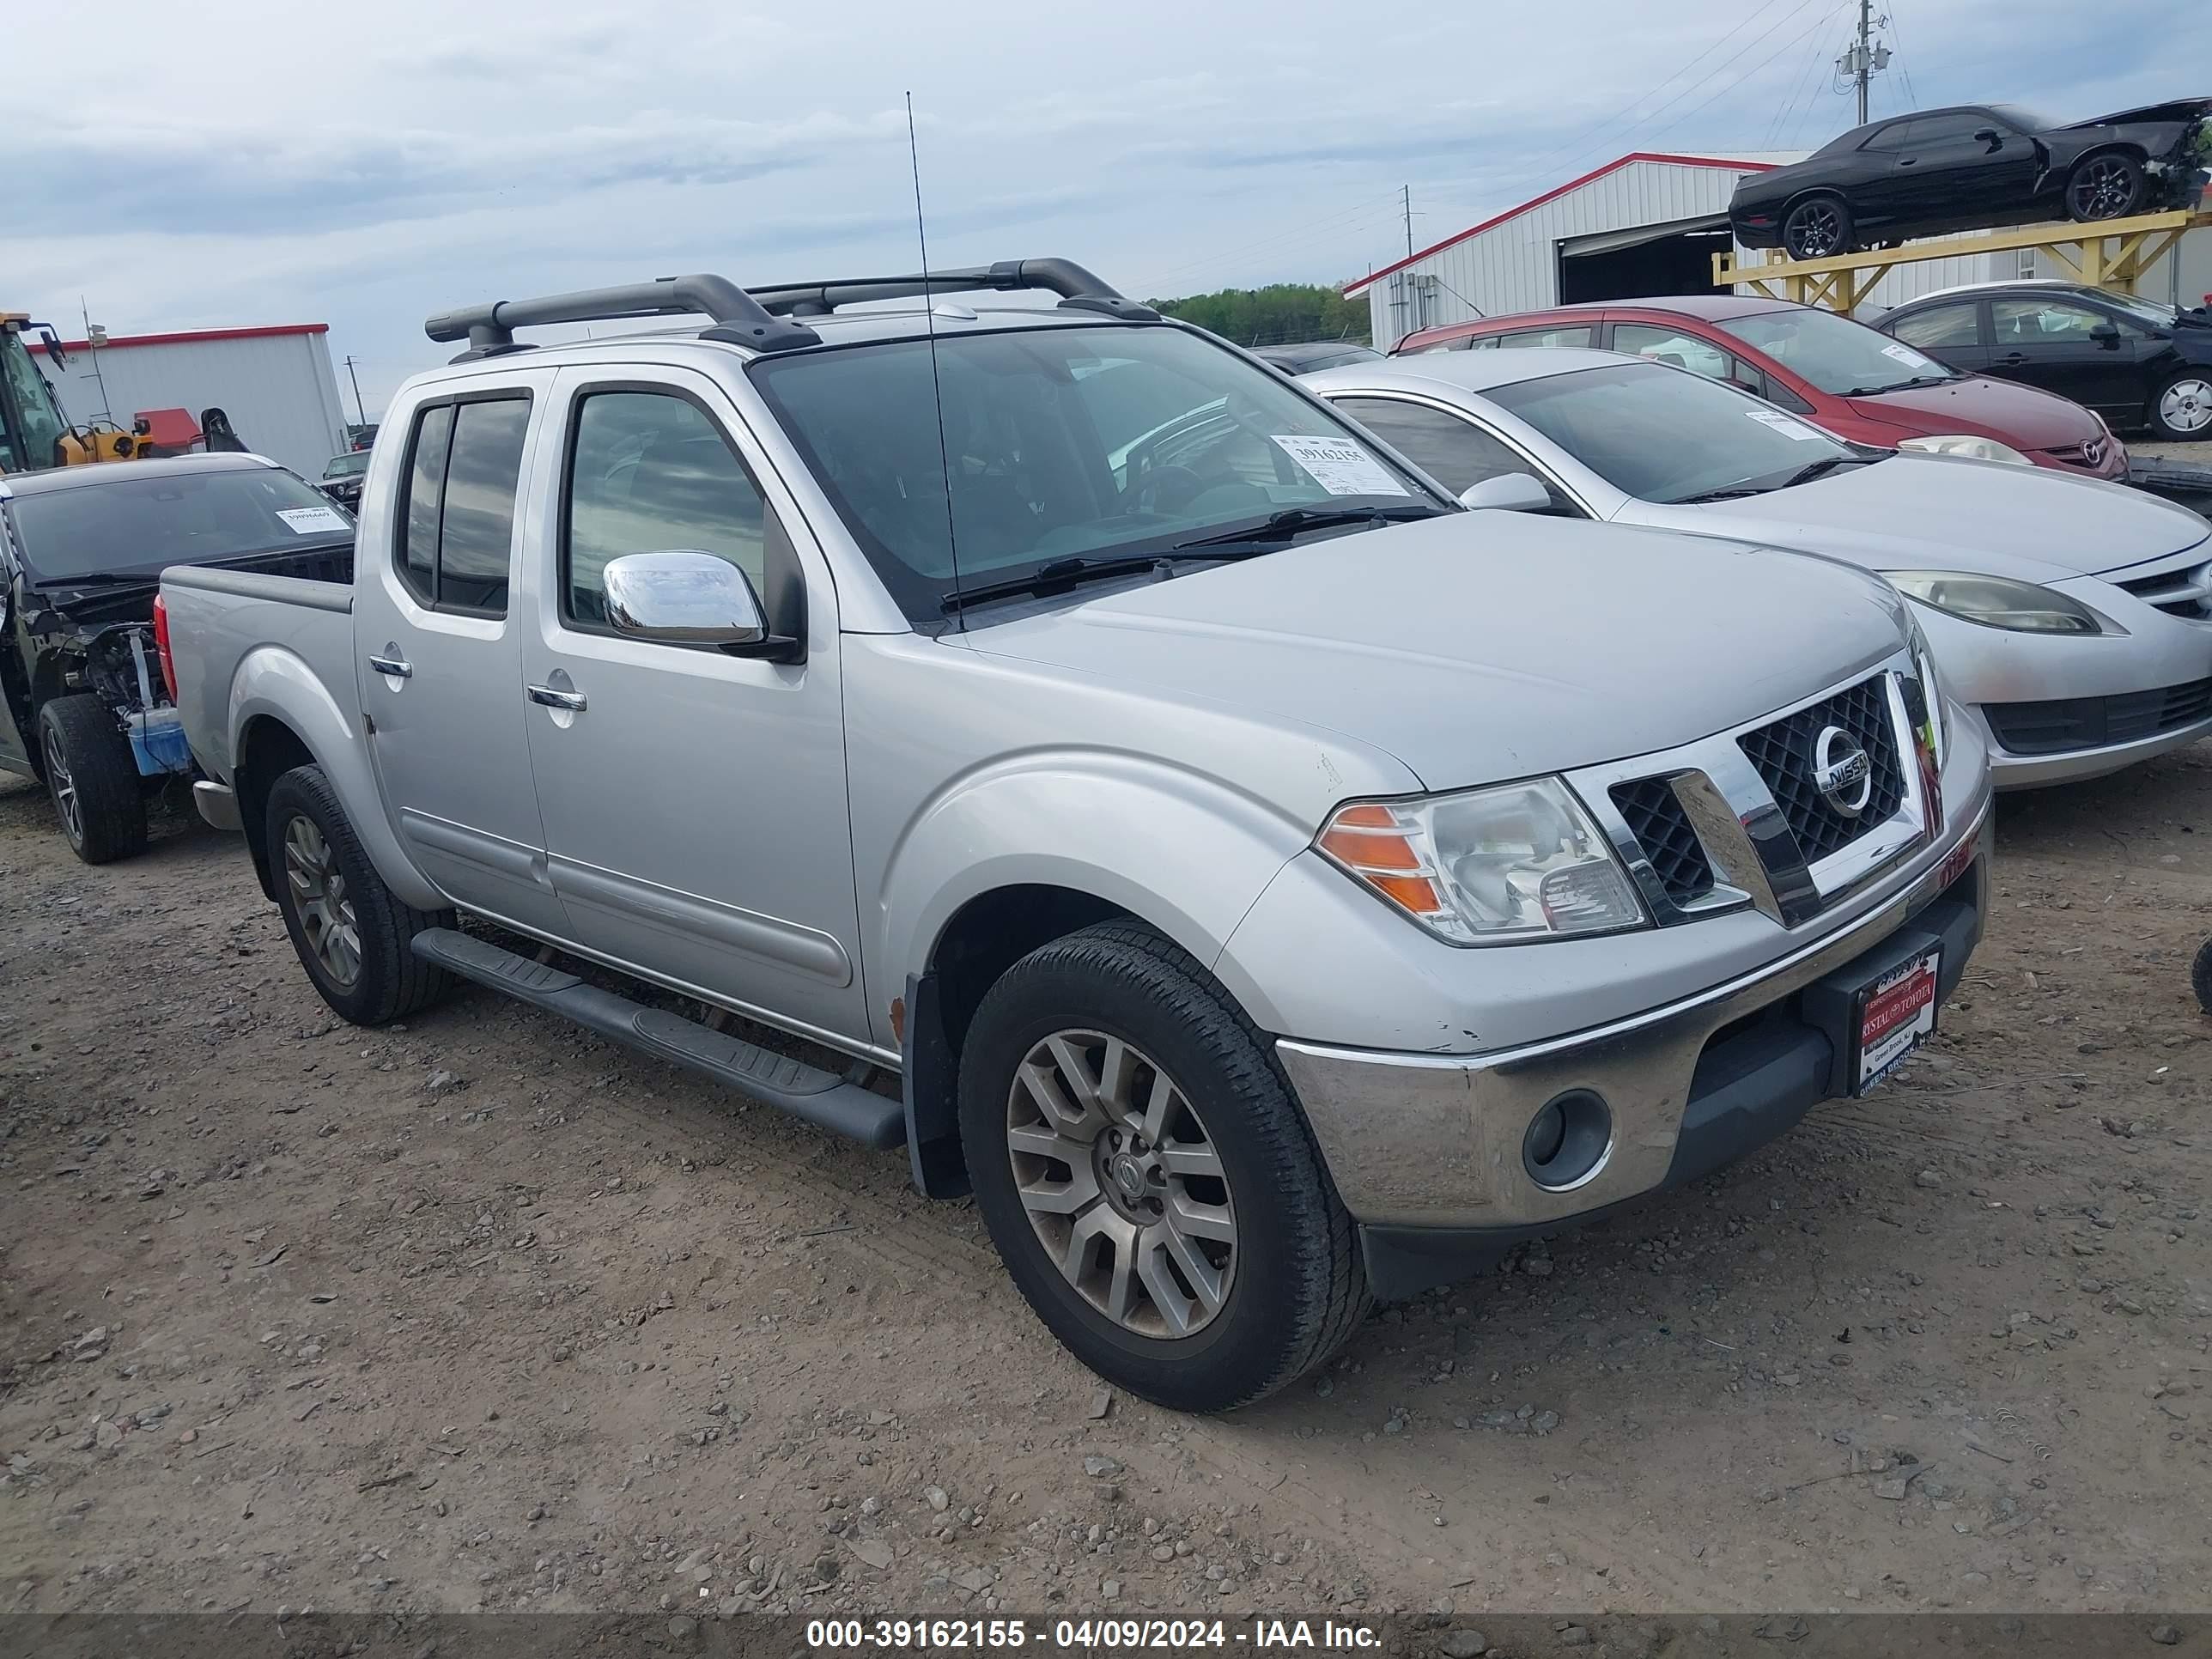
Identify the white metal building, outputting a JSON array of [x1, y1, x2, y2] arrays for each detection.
[[1347, 150, 2063, 348], [28, 323, 350, 477]]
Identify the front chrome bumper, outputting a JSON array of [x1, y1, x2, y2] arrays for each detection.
[[1277, 790, 1989, 1235]]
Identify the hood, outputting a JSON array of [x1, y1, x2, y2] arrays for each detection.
[[965, 513, 1909, 790], [1665, 453, 2211, 582], [2067, 97, 2212, 129], [1845, 374, 2104, 450]]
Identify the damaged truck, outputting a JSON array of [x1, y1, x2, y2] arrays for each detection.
[[0, 453, 354, 862]]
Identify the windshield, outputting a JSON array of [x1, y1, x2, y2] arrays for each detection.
[[1486, 361, 1860, 504], [1, 331, 69, 475], [749, 323, 1442, 621], [323, 451, 370, 477], [9, 465, 353, 583], [2103, 292, 2179, 329], [1716, 305, 1959, 396]]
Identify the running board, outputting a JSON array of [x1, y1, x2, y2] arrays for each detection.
[[410, 928, 905, 1151]]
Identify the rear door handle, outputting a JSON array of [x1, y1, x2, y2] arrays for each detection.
[[526, 684, 587, 712], [368, 654, 413, 679], [1996, 352, 2029, 365]]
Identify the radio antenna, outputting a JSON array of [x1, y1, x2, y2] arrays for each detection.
[[907, 92, 963, 629]]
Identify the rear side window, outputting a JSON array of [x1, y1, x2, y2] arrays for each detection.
[[1889, 303, 1982, 349], [562, 389, 769, 629], [1495, 326, 1593, 349], [392, 393, 532, 615]]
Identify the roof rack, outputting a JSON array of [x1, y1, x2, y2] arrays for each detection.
[[748, 258, 1158, 322], [425, 274, 823, 362], [422, 258, 1157, 362]]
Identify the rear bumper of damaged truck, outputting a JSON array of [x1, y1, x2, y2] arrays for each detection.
[[1273, 773, 1990, 1301]]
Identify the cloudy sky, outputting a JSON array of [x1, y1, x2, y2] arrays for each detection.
[[11, 0, 2204, 418]]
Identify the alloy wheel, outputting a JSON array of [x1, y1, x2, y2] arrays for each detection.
[[2160, 377, 2212, 436], [46, 738, 82, 848], [1785, 202, 1843, 259], [284, 814, 362, 987], [2069, 157, 2136, 220], [1004, 1029, 1237, 1339]]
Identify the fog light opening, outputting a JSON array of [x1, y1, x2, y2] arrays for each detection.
[[1522, 1090, 1611, 1190]]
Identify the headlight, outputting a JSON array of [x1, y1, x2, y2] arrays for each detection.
[[1886, 570, 2106, 634], [1317, 779, 1646, 945], [1904, 615, 1948, 766], [1896, 434, 2033, 466]]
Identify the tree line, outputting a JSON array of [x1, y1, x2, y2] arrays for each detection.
[[1148, 283, 1370, 347]]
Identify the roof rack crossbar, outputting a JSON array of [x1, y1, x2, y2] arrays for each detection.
[[748, 258, 1158, 322], [423, 274, 823, 360]]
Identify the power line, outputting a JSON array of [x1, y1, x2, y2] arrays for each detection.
[[1641, 0, 1856, 150]]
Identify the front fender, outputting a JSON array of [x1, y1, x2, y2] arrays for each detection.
[[229, 644, 445, 912], [877, 750, 1323, 1046]]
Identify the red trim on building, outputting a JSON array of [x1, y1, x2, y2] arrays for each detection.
[[27, 322, 330, 355], [1344, 153, 1781, 296]]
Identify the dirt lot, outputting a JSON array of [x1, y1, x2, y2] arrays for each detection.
[[3, 732, 2210, 1629]]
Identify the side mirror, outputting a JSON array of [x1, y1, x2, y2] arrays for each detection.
[[2088, 320, 2123, 349], [1973, 126, 2001, 149], [1458, 473, 1553, 513], [602, 550, 799, 660]]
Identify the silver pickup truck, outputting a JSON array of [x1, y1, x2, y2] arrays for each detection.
[[162, 259, 1992, 1412]]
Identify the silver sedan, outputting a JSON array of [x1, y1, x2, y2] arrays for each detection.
[[1305, 349, 2212, 790]]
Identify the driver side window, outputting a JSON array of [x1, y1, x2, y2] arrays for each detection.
[[562, 389, 769, 630], [1329, 397, 1577, 514]]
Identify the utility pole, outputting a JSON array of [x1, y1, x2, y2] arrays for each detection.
[[1837, 1, 1892, 124], [1402, 185, 1413, 260], [343, 355, 368, 430]]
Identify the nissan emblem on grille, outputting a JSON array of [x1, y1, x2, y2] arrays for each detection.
[[1813, 726, 1873, 817]]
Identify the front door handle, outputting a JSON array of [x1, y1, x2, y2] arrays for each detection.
[[526, 684, 587, 712], [1996, 351, 2029, 366], [368, 653, 413, 679]]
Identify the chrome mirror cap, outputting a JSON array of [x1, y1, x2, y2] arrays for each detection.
[[602, 551, 765, 646]]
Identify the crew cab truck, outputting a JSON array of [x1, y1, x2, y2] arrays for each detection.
[[161, 260, 1993, 1412]]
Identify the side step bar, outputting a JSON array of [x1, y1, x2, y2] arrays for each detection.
[[410, 928, 905, 1151]]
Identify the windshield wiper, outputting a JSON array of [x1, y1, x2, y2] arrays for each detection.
[[1779, 455, 1861, 489], [1843, 374, 1954, 396], [1170, 501, 1444, 551], [1671, 483, 1771, 503], [939, 550, 1264, 616]]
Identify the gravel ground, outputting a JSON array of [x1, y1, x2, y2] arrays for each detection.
[[2, 730, 2209, 1627]]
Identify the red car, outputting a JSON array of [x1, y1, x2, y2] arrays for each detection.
[[1395, 295, 2129, 483]]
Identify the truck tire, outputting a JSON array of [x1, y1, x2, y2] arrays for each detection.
[[958, 921, 1368, 1413], [265, 763, 453, 1026], [37, 695, 147, 864]]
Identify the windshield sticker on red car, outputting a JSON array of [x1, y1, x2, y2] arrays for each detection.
[[1881, 342, 1936, 368], [1745, 410, 1827, 441], [275, 505, 349, 535], [1269, 434, 1411, 498]]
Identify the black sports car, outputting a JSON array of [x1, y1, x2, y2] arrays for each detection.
[[1732, 99, 2210, 261]]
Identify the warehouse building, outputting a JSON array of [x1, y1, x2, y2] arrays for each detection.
[[29, 323, 350, 478], [1347, 149, 2209, 348]]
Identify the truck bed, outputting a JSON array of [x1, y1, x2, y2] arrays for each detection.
[[160, 562, 358, 787]]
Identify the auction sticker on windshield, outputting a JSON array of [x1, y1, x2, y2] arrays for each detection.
[[1269, 434, 1409, 497], [1854, 946, 1939, 1094], [1745, 410, 1827, 441], [276, 505, 349, 535]]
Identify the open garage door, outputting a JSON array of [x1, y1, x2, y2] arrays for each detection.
[[1558, 215, 1736, 303]]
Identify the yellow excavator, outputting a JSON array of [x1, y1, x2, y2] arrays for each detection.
[[0, 313, 149, 472]]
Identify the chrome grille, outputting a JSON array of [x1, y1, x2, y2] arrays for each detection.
[[1737, 676, 1905, 865], [1608, 776, 1716, 908]]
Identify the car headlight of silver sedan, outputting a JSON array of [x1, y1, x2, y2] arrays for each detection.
[[1886, 570, 2108, 635], [1318, 779, 1647, 945], [1896, 434, 2034, 466]]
